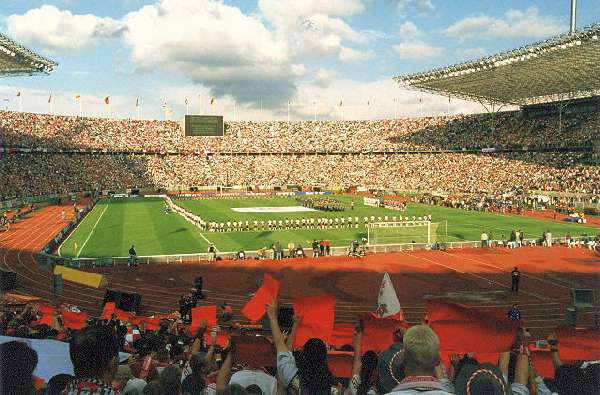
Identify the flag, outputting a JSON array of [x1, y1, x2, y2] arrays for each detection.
[[292, 294, 336, 348], [339, 100, 343, 107], [555, 326, 600, 361], [125, 327, 141, 344], [16, 91, 21, 97], [60, 308, 88, 330], [367, 100, 370, 106], [48, 94, 52, 104], [376, 272, 403, 320], [135, 98, 139, 107], [241, 273, 280, 322], [104, 96, 109, 105], [74, 94, 81, 101], [419, 98, 422, 103], [190, 305, 217, 332], [185, 98, 188, 105], [210, 97, 215, 105]]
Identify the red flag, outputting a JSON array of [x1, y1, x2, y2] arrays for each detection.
[[131, 315, 161, 331], [361, 314, 409, 352], [34, 304, 57, 326], [101, 302, 116, 320], [556, 326, 600, 361], [104, 96, 110, 105], [61, 309, 88, 330], [241, 274, 280, 322], [191, 305, 217, 331], [292, 294, 336, 348]]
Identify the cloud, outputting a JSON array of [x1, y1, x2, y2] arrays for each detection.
[[122, 0, 300, 106], [6, 5, 123, 51], [396, 0, 435, 15], [258, 0, 371, 62], [444, 7, 565, 42], [457, 47, 487, 59], [339, 47, 375, 62], [398, 21, 420, 40], [313, 68, 338, 88], [393, 40, 443, 59]]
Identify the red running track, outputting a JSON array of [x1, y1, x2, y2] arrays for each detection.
[[2, 205, 599, 338]]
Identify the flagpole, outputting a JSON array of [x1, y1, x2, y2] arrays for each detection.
[[313, 101, 316, 121], [19, 95, 23, 112], [197, 95, 202, 115], [79, 98, 82, 117], [394, 98, 397, 119], [447, 96, 451, 117], [233, 102, 236, 121], [287, 101, 290, 123], [186, 100, 189, 115], [260, 97, 263, 119], [419, 98, 423, 118]]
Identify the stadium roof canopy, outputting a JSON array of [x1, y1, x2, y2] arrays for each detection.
[[0, 32, 57, 77], [394, 23, 600, 106]]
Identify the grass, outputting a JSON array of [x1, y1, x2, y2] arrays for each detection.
[[58, 195, 599, 258]]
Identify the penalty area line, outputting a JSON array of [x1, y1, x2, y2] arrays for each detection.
[[199, 232, 219, 252], [76, 204, 109, 258]]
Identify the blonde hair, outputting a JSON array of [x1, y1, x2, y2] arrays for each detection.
[[403, 325, 440, 372]]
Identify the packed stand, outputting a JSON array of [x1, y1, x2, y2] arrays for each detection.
[[1, 109, 598, 153], [2, 151, 600, 200]]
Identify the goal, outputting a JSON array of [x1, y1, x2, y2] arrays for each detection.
[[367, 221, 438, 245]]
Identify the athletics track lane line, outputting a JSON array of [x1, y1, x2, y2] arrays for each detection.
[[76, 204, 109, 258], [2, 207, 105, 310], [442, 250, 572, 290], [400, 250, 546, 301]]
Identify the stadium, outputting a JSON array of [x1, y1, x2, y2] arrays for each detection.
[[0, 1, 599, 394]]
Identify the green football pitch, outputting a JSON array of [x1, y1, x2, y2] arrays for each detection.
[[58, 196, 599, 258]]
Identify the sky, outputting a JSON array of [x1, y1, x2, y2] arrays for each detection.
[[0, 0, 598, 121]]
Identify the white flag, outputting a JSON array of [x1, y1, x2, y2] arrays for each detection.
[[376, 272, 403, 319]]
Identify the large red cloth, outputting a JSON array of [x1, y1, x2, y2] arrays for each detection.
[[241, 274, 280, 322], [430, 320, 518, 354], [427, 300, 506, 322], [191, 305, 217, 332], [556, 326, 600, 361], [327, 351, 353, 378], [230, 335, 275, 368], [292, 294, 336, 349], [60, 309, 88, 330], [361, 314, 409, 353], [330, 323, 355, 349]]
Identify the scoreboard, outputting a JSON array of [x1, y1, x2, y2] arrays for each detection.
[[183, 115, 224, 137]]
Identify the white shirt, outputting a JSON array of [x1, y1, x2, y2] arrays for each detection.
[[230, 370, 277, 395]]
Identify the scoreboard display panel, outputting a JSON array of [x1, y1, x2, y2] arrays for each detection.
[[184, 115, 224, 137]]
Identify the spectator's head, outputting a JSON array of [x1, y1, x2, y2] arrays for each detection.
[[46, 374, 74, 395], [555, 363, 588, 395], [189, 351, 208, 374], [452, 355, 479, 384], [158, 364, 181, 395], [377, 342, 405, 393], [357, 351, 378, 395], [454, 363, 509, 395], [0, 340, 38, 395], [69, 325, 120, 381], [297, 338, 333, 395], [402, 325, 440, 375]]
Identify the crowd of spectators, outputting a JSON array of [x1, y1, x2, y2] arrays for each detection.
[[2, 151, 600, 200], [1, 109, 598, 153], [1, 297, 598, 395]]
